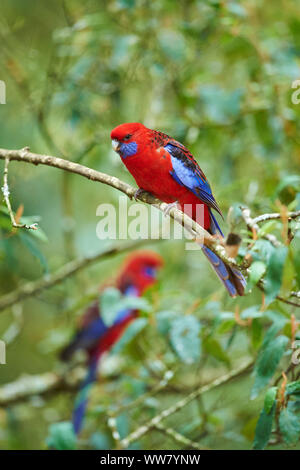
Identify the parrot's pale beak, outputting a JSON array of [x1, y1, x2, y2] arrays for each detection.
[[111, 139, 120, 152]]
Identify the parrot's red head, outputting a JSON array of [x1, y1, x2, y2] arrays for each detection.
[[117, 250, 163, 295], [111, 123, 146, 157]]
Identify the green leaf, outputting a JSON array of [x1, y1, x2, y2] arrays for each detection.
[[247, 261, 266, 292], [217, 319, 235, 334], [156, 310, 178, 335], [170, 315, 201, 364], [286, 380, 300, 397], [252, 334, 289, 398], [257, 221, 278, 238], [264, 246, 288, 305], [226, 2, 247, 17], [100, 287, 122, 326], [241, 305, 262, 319], [262, 316, 286, 343], [279, 405, 300, 445], [112, 318, 147, 354], [215, 311, 235, 334], [253, 402, 276, 450], [19, 232, 48, 273], [89, 431, 111, 450], [46, 422, 76, 450], [264, 387, 278, 414], [158, 31, 186, 62], [116, 413, 129, 440], [199, 86, 244, 124], [100, 288, 151, 327], [251, 319, 263, 350], [203, 336, 230, 366], [0, 207, 47, 241], [119, 0, 136, 9], [227, 204, 243, 226], [250, 239, 274, 264], [122, 296, 151, 313], [275, 175, 300, 198]]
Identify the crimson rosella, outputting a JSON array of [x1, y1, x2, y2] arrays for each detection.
[[60, 250, 163, 434], [111, 122, 245, 297]]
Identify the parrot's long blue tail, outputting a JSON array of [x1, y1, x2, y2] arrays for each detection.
[[202, 246, 246, 297], [72, 359, 99, 435]]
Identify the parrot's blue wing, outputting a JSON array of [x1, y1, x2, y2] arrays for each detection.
[[164, 142, 223, 235], [164, 142, 222, 215], [72, 317, 108, 351]]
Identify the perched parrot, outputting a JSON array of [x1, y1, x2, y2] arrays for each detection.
[[111, 123, 245, 297], [60, 250, 163, 434]]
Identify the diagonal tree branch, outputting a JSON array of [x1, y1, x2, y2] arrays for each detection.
[[153, 422, 208, 450], [0, 147, 242, 271], [0, 239, 151, 312], [119, 359, 254, 448], [1, 148, 300, 311], [0, 366, 84, 406], [108, 370, 175, 417]]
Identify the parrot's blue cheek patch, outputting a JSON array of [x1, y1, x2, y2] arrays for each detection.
[[143, 266, 157, 278], [120, 141, 138, 158]]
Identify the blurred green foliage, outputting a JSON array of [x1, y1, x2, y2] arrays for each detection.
[[0, 0, 300, 450]]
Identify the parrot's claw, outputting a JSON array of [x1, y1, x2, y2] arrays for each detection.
[[163, 201, 179, 217], [133, 188, 147, 201]]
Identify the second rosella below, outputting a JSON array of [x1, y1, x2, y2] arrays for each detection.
[[61, 250, 163, 434], [111, 122, 245, 297]]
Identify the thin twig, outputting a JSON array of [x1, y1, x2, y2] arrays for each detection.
[[107, 370, 175, 449], [154, 422, 208, 450], [109, 370, 175, 417], [240, 206, 280, 247], [276, 295, 300, 308], [253, 211, 300, 224], [0, 363, 174, 408], [119, 359, 254, 448], [257, 280, 300, 309], [1, 157, 38, 230]]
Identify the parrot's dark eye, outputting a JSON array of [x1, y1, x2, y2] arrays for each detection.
[[124, 133, 132, 141]]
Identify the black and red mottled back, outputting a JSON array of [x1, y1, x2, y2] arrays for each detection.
[[150, 130, 209, 184]]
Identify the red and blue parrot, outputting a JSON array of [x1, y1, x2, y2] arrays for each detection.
[[60, 250, 163, 434], [110, 123, 245, 297]]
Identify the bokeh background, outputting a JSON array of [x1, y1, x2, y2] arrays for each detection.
[[0, 0, 299, 450]]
